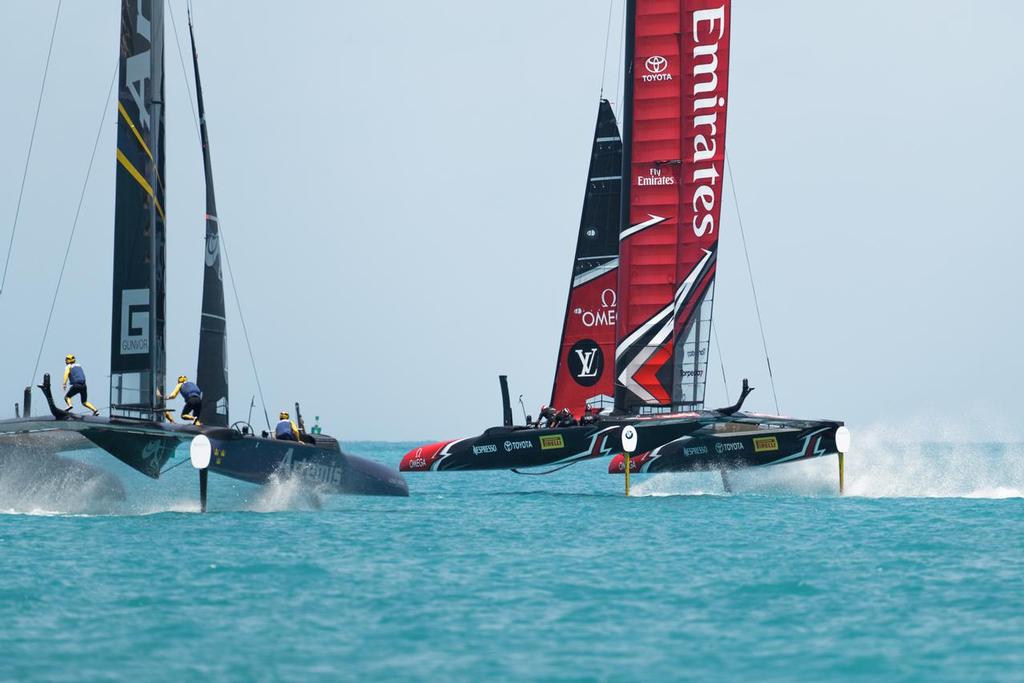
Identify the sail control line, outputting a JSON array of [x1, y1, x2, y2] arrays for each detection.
[[0, 0, 62, 302]]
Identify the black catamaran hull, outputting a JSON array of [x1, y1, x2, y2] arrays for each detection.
[[401, 424, 622, 472], [0, 415, 408, 497], [400, 412, 843, 474], [0, 378, 407, 497], [202, 428, 408, 496], [606, 420, 843, 474]]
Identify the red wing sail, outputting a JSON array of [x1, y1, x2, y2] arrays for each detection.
[[549, 100, 622, 417], [614, 0, 731, 412]]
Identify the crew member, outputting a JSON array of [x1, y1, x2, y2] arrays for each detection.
[[62, 354, 100, 416], [534, 405, 557, 428], [167, 375, 203, 425], [555, 407, 577, 427], [275, 411, 301, 441]]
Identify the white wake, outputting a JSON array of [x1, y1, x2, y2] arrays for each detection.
[[631, 424, 1024, 499], [245, 471, 324, 512], [0, 450, 128, 515]]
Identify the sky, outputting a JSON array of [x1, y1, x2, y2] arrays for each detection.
[[0, 1, 1022, 442]]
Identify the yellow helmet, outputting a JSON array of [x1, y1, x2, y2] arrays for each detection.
[[178, 375, 188, 384], [279, 411, 290, 420], [65, 354, 76, 364]]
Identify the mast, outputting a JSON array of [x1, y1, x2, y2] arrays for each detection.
[[613, 0, 731, 413], [189, 13, 229, 427], [109, 0, 166, 420], [549, 100, 622, 416]]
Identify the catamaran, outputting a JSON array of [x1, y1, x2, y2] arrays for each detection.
[[400, 0, 850, 491], [0, 0, 408, 506]]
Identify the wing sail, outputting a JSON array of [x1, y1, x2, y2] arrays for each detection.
[[188, 16, 229, 427], [550, 100, 622, 416], [614, 0, 731, 412], [109, 0, 167, 419]]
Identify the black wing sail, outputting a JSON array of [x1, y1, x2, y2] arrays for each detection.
[[110, 0, 166, 419], [549, 100, 621, 416], [188, 16, 229, 427]]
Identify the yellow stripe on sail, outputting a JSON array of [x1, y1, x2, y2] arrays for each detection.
[[116, 148, 165, 221], [118, 102, 154, 162]]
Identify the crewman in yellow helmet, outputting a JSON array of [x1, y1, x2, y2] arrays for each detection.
[[166, 375, 203, 425], [61, 354, 99, 416], [274, 411, 300, 441]]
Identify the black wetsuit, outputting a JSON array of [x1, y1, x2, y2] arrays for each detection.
[[556, 410, 577, 427], [535, 408, 557, 429]]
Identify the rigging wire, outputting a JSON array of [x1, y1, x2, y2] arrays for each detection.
[[169, 1, 272, 431], [29, 61, 118, 389], [712, 321, 730, 405], [0, 0, 63, 301], [599, 0, 614, 97], [613, 0, 625, 121], [726, 153, 781, 414], [220, 234, 273, 432], [169, 2, 200, 133]]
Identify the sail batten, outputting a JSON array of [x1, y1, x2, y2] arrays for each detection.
[[614, 0, 731, 413], [109, 0, 166, 418], [189, 16, 229, 427]]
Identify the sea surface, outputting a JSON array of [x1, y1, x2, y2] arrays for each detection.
[[0, 435, 1021, 682]]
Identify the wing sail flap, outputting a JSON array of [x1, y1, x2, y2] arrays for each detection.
[[614, 0, 731, 413]]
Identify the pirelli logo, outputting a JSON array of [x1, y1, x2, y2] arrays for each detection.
[[753, 436, 779, 453], [540, 434, 565, 450]]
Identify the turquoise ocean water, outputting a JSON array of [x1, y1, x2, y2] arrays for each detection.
[[1, 438, 1021, 682]]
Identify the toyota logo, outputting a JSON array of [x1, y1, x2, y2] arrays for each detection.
[[645, 56, 668, 74], [504, 440, 513, 452]]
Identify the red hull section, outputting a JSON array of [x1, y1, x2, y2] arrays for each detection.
[[608, 452, 653, 473], [399, 440, 457, 472]]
